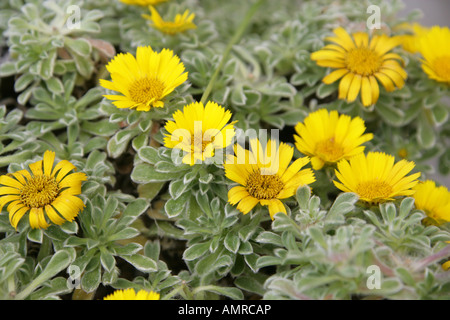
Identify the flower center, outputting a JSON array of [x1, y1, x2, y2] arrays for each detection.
[[315, 137, 345, 162], [129, 77, 165, 104], [245, 170, 284, 200], [355, 180, 393, 202], [191, 135, 215, 153], [20, 175, 59, 208], [345, 47, 382, 76], [433, 55, 450, 81]]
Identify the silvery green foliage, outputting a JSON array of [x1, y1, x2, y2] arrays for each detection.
[[0, 0, 105, 104], [261, 187, 450, 299], [0, 0, 449, 300]]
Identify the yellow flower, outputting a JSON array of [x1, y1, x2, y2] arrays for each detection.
[[394, 23, 429, 53], [224, 139, 315, 219], [412, 180, 450, 226], [442, 260, 450, 271], [104, 288, 160, 300], [294, 109, 373, 170], [100, 46, 188, 111], [119, 0, 167, 6], [163, 101, 236, 166], [333, 152, 420, 205], [415, 26, 450, 84], [311, 27, 407, 107], [0, 151, 87, 229], [143, 6, 196, 35]]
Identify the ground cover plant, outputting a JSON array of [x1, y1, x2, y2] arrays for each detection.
[[0, 0, 449, 300]]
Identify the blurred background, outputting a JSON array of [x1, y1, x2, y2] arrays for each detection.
[[399, 0, 450, 26], [400, 0, 450, 186]]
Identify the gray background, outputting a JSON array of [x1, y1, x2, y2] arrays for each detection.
[[399, 0, 450, 26]]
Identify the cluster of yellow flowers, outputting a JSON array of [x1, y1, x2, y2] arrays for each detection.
[[1, 20, 449, 233], [0, 0, 449, 300]]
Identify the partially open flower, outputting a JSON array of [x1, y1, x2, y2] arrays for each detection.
[[294, 109, 373, 170], [333, 152, 420, 205], [143, 6, 196, 35], [413, 180, 450, 226]]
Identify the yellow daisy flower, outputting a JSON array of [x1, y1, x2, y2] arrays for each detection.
[[224, 139, 315, 219], [311, 27, 407, 107], [104, 288, 160, 300], [294, 109, 373, 170], [143, 6, 196, 35], [394, 23, 429, 54], [119, 0, 167, 6], [412, 180, 450, 226], [416, 26, 450, 84], [0, 151, 87, 229], [333, 152, 420, 205], [100, 46, 188, 111], [163, 101, 237, 166]]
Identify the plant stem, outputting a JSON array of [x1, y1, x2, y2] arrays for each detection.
[[200, 0, 264, 105]]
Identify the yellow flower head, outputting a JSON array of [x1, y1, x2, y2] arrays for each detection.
[[416, 26, 450, 84], [163, 101, 236, 166], [394, 23, 429, 54], [413, 180, 450, 226], [311, 27, 407, 107], [104, 288, 160, 300], [100, 46, 188, 111], [333, 152, 420, 205], [143, 6, 196, 35], [0, 151, 87, 230], [224, 139, 315, 219], [294, 109, 373, 170], [119, 0, 167, 6]]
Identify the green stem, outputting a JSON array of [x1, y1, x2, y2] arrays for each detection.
[[200, 0, 264, 105]]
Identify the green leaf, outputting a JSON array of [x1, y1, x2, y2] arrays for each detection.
[[183, 241, 210, 261], [431, 104, 448, 126], [202, 285, 243, 300], [45, 77, 64, 94], [308, 227, 327, 249], [120, 254, 157, 273], [81, 259, 101, 293], [165, 192, 190, 218], [235, 275, 266, 296], [16, 249, 76, 299], [65, 38, 92, 57], [296, 185, 311, 210], [224, 232, 240, 254], [118, 198, 149, 227], [131, 163, 182, 183], [108, 227, 140, 241], [417, 116, 435, 149], [100, 250, 116, 273], [0, 61, 17, 76], [137, 182, 165, 200], [138, 146, 161, 164], [169, 179, 188, 199]]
